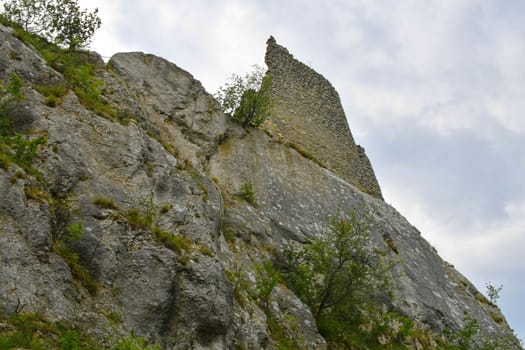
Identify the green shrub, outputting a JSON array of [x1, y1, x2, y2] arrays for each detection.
[[0, 73, 23, 134], [3, 133, 46, 167], [236, 182, 256, 205], [125, 208, 151, 230], [0, 151, 11, 169], [2, 0, 101, 49], [35, 84, 68, 107], [215, 65, 273, 128], [282, 211, 393, 347], [437, 312, 522, 350], [485, 282, 503, 305], [253, 261, 280, 310], [9, 24, 117, 121], [58, 329, 81, 350], [110, 335, 161, 350], [0, 73, 46, 170], [124, 199, 195, 257], [151, 226, 191, 254], [0, 312, 98, 349], [267, 316, 302, 350], [93, 197, 120, 210], [284, 212, 387, 318], [24, 184, 50, 202], [51, 219, 99, 295], [189, 169, 209, 201], [225, 267, 250, 308]]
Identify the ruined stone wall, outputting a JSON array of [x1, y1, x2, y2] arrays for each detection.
[[263, 37, 383, 199]]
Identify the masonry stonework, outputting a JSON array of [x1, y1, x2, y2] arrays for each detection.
[[263, 37, 383, 199]]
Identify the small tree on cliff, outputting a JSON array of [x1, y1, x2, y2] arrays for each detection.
[[215, 65, 272, 128], [282, 210, 391, 346], [2, 0, 101, 49]]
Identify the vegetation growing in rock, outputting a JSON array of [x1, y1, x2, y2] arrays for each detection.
[[224, 266, 250, 308], [53, 219, 99, 295], [437, 312, 522, 350], [120, 196, 202, 261], [34, 84, 68, 107], [236, 182, 256, 205], [93, 197, 120, 210], [0, 312, 96, 349], [283, 212, 388, 320], [267, 315, 305, 350], [50, 197, 99, 294], [253, 261, 280, 311], [485, 282, 503, 305], [0, 15, 125, 122], [2, 0, 101, 49], [0, 73, 23, 133], [224, 212, 433, 349], [279, 211, 433, 349], [0, 311, 162, 349], [215, 65, 273, 128], [0, 73, 46, 171]]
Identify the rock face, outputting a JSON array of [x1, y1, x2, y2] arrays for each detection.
[[264, 37, 382, 199], [0, 24, 520, 349]]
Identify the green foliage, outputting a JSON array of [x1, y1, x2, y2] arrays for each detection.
[[2, 0, 101, 49], [66, 222, 83, 241], [0, 73, 46, 171], [284, 212, 387, 320], [151, 226, 191, 255], [50, 215, 99, 295], [236, 182, 256, 205], [125, 208, 151, 230], [125, 195, 157, 230], [267, 316, 303, 350], [225, 266, 250, 308], [0, 73, 23, 133], [0, 312, 97, 349], [222, 224, 237, 244], [436, 312, 522, 350], [110, 335, 161, 350], [10, 24, 117, 121], [485, 282, 503, 305], [438, 314, 482, 350], [215, 65, 273, 128], [281, 211, 406, 348], [124, 197, 194, 259], [0, 312, 163, 349], [0, 73, 22, 134], [285, 141, 323, 167], [189, 169, 209, 201], [93, 196, 120, 210], [1, 133, 46, 168], [0, 151, 11, 169], [35, 84, 68, 107], [58, 329, 81, 350], [253, 261, 280, 310]]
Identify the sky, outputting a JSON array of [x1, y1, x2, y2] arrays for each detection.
[[78, 0, 525, 341]]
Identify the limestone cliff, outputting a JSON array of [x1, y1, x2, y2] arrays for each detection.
[[0, 23, 521, 349]]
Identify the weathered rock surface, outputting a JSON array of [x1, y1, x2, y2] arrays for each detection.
[[0, 23, 520, 349]]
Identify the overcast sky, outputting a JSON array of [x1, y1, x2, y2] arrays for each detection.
[[78, 0, 525, 341]]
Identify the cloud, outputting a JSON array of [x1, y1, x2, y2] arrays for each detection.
[[303, 0, 525, 139]]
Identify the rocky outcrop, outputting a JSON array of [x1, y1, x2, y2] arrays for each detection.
[[264, 37, 382, 199], [0, 23, 520, 349]]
